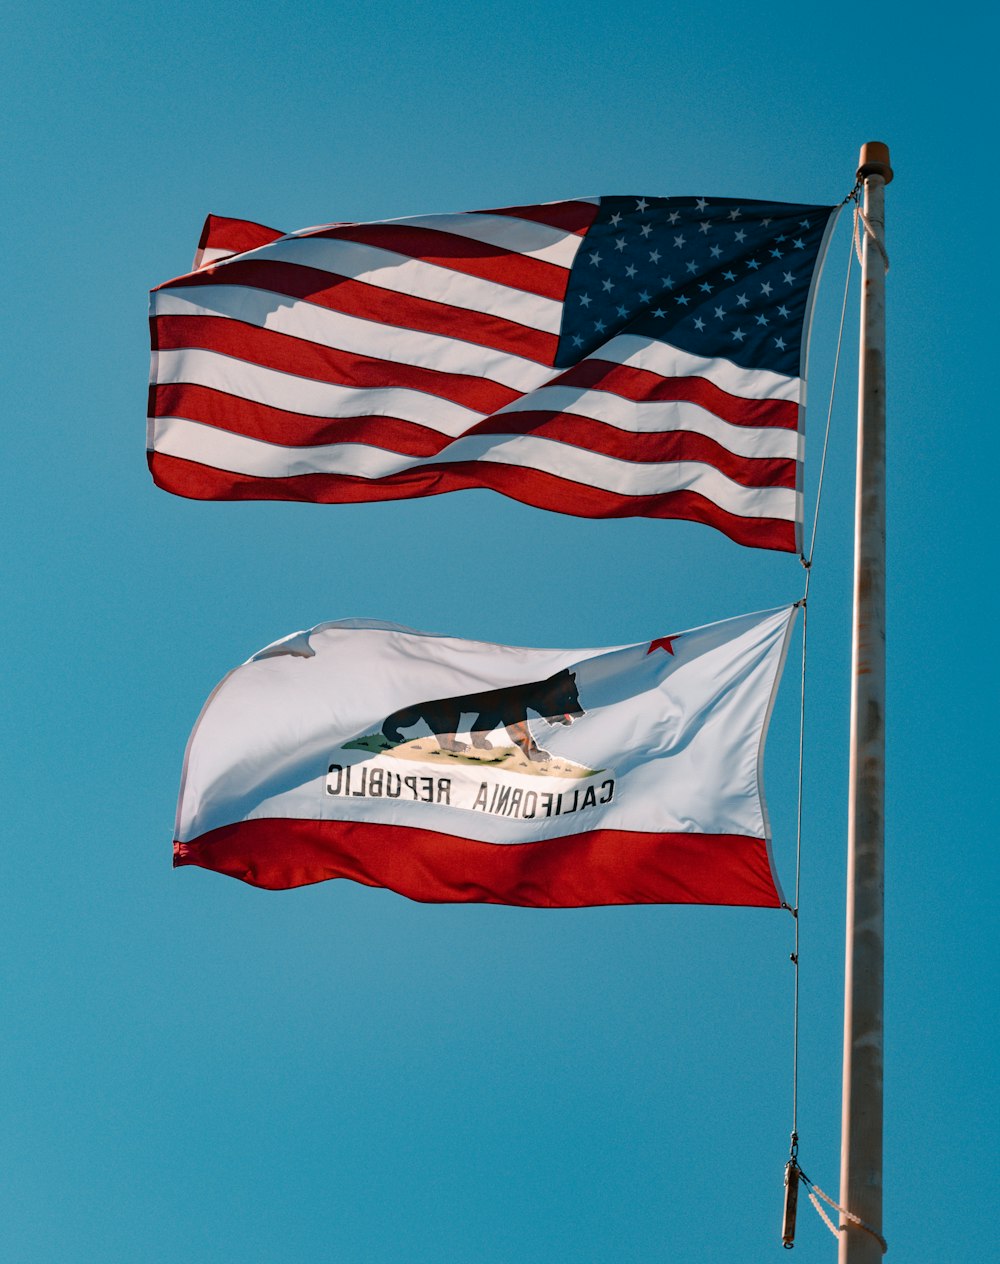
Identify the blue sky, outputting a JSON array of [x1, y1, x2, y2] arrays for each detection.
[[3, 2, 995, 1261]]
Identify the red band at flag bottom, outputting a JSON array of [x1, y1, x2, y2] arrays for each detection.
[[173, 818, 783, 908], [149, 452, 798, 552]]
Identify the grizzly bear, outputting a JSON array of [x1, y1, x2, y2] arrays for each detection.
[[381, 668, 584, 763]]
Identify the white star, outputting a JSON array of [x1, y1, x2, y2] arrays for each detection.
[[653, 307, 667, 318], [694, 317, 706, 331], [775, 336, 787, 350], [695, 197, 709, 211], [762, 217, 772, 226], [793, 238, 805, 249], [609, 212, 623, 226], [734, 229, 747, 243], [799, 219, 811, 229], [760, 281, 773, 295], [733, 327, 746, 342], [673, 234, 686, 248], [736, 293, 749, 308], [661, 275, 674, 288], [617, 305, 629, 318], [625, 263, 637, 277], [649, 249, 662, 264], [614, 236, 627, 252], [640, 223, 653, 237], [770, 247, 783, 259], [571, 335, 584, 347], [579, 293, 592, 307], [636, 198, 649, 212], [755, 313, 769, 326], [783, 271, 795, 285], [638, 289, 651, 303], [668, 210, 681, 224], [685, 260, 698, 274], [594, 319, 606, 333], [589, 251, 602, 266], [729, 207, 742, 220], [747, 258, 761, 270], [775, 234, 787, 243], [710, 244, 723, 258], [714, 305, 726, 319], [777, 304, 790, 318], [602, 278, 614, 292], [722, 269, 736, 281], [698, 220, 711, 234], [676, 294, 690, 306], [699, 280, 713, 293]]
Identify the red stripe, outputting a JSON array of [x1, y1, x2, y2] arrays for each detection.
[[150, 382, 794, 484], [306, 222, 569, 300], [468, 412, 795, 488], [163, 261, 557, 364], [558, 358, 800, 428], [150, 383, 467, 456], [153, 316, 520, 413], [476, 200, 599, 236], [198, 214, 284, 257], [174, 818, 782, 907], [148, 451, 797, 550]]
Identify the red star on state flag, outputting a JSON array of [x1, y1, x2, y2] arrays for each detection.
[[647, 635, 679, 656]]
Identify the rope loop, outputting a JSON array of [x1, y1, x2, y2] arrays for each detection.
[[796, 1169, 888, 1254]]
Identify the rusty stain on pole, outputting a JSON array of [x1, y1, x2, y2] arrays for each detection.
[[839, 141, 891, 1263]]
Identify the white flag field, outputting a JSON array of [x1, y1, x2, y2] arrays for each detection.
[[173, 605, 798, 907]]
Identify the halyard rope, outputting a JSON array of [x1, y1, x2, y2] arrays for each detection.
[[804, 215, 857, 570], [783, 219, 887, 1253], [789, 218, 856, 1136]]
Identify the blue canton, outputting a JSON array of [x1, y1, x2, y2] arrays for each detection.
[[557, 196, 836, 376]]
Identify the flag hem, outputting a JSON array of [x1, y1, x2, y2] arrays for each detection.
[[794, 203, 843, 555], [755, 603, 798, 908]]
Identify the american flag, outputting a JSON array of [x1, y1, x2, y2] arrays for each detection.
[[148, 195, 839, 551]]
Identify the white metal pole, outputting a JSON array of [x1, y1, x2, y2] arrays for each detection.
[[839, 140, 892, 1263]]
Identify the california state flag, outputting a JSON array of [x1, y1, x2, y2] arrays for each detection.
[[173, 606, 796, 907]]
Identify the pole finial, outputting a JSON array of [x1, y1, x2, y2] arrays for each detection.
[[857, 141, 893, 184]]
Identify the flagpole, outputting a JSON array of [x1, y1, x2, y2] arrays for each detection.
[[839, 140, 891, 1263]]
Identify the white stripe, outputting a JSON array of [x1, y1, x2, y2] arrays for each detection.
[[153, 288, 554, 395], [595, 334, 801, 401], [150, 417, 800, 521], [153, 323, 800, 460], [493, 387, 801, 461], [290, 209, 587, 269], [216, 236, 564, 333], [193, 246, 236, 269], [156, 348, 486, 435]]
